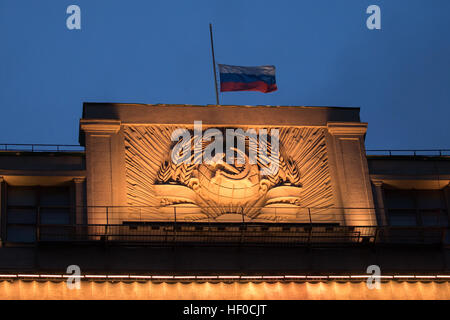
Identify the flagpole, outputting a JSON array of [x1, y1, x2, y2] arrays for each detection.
[[209, 23, 220, 105]]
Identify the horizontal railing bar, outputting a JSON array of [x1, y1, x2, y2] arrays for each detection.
[[31, 205, 427, 209], [27, 223, 446, 228], [367, 149, 450, 151], [0, 143, 82, 146], [0, 143, 84, 152], [366, 149, 450, 156], [7, 224, 446, 245], [18, 205, 446, 211]]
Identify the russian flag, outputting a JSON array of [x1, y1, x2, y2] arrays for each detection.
[[218, 64, 277, 93]]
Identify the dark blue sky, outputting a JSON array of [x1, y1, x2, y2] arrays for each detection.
[[1, 0, 449, 149]]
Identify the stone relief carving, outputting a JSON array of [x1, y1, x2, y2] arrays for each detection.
[[124, 126, 333, 222], [153, 128, 302, 220]]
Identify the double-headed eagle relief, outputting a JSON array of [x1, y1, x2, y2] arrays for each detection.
[[124, 125, 333, 222]]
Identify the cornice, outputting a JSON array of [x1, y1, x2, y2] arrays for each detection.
[[80, 119, 121, 134], [327, 122, 368, 135]]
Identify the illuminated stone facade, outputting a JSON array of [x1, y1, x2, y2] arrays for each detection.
[[80, 103, 376, 226], [0, 103, 449, 300]]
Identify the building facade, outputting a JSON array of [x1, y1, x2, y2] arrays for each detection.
[[0, 103, 449, 299]]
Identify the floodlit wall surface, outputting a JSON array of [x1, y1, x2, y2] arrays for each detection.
[[80, 103, 376, 226], [0, 280, 449, 300], [1, 104, 449, 300]]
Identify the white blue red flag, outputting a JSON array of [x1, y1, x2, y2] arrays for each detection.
[[218, 64, 277, 93]]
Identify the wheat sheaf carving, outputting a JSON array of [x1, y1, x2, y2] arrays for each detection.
[[156, 160, 196, 186]]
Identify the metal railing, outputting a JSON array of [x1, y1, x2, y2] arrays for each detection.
[[5, 205, 449, 226], [1, 145, 448, 156], [4, 205, 449, 246], [30, 224, 447, 247], [0, 143, 84, 152], [64, 205, 450, 226], [366, 149, 450, 156], [51, 205, 382, 225]]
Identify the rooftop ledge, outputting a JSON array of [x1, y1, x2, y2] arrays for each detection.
[[82, 102, 361, 109], [80, 103, 362, 125], [79, 103, 364, 145]]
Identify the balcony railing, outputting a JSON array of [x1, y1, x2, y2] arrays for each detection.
[[0, 143, 84, 152], [1, 145, 448, 156], [3, 223, 446, 247], [366, 149, 450, 156], [4, 206, 449, 246]]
